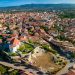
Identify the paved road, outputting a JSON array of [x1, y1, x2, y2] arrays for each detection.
[[56, 60, 75, 75], [0, 61, 30, 74], [0, 61, 46, 75]]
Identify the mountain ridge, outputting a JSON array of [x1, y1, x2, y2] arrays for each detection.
[[0, 4, 75, 12]]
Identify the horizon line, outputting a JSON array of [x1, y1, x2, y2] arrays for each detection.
[[0, 3, 75, 8]]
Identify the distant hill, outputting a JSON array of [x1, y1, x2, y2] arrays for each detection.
[[0, 4, 75, 12]]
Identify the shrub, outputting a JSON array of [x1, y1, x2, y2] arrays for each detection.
[[18, 43, 34, 53], [9, 70, 18, 75], [0, 65, 6, 74], [41, 44, 57, 54]]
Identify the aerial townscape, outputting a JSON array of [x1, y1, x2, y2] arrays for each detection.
[[0, 0, 75, 75]]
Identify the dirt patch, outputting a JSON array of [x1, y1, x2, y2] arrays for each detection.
[[31, 52, 60, 72]]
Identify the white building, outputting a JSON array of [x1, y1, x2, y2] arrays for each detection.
[[9, 38, 21, 53]]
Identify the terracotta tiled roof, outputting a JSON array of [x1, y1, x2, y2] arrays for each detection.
[[0, 39, 2, 43], [11, 38, 20, 47], [19, 36, 28, 42]]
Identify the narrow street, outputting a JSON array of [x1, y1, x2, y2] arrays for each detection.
[[0, 61, 29, 74], [56, 60, 75, 75], [0, 61, 46, 75]]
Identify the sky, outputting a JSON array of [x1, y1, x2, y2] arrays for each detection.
[[0, 0, 75, 7]]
